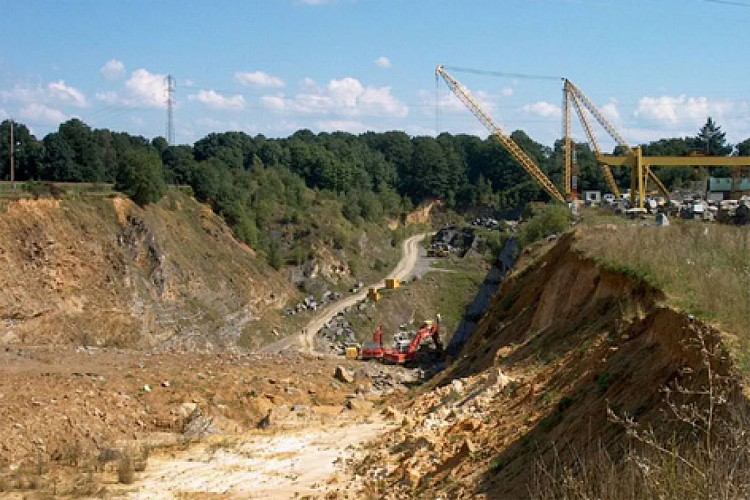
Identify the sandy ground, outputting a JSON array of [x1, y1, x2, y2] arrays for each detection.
[[261, 232, 429, 355], [124, 419, 392, 499], [114, 235, 429, 498]]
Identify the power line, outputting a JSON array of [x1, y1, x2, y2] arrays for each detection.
[[704, 0, 750, 7]]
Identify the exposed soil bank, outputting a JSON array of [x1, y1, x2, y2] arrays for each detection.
[[347, 232, 740, 499]]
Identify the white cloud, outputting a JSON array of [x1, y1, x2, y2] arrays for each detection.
[[301, 77, 319, 90], [100, 59, 125, 81], [0, 81, 88, 108], [235, 71, 285, 88], [600, 99, 621, 122], [95, 90, 118, 105], [125, 69, 168, 108], [375, 56, 391, 69], [559, 95, 750, 147], [0, 108, 7, 120], [261, 76, 408, 118], [189, 89, 245, 111], [501, 87, 514, 97], [182, 79, 195, 87], [260, 96, 287, 111], [522, 101, 561, 118], [633, 95, 731, 126], [47, 80, 89, 107], [298, 0, 334, 5], [98, 68, 168, 108], [19, 103, 68, 124], [422, 88, 496, 115]]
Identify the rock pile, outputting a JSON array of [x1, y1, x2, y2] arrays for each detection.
[[284, 291, 342, 316], [318, 314, 356, 353], [428, 225, 478, 258]]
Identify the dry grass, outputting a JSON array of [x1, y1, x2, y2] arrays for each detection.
[[531, 324, 750, 500], [575, 213, 750, 371]]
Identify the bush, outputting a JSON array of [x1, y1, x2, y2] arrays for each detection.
[[115, 150, 166, 206], [519, 204, 572, 246]]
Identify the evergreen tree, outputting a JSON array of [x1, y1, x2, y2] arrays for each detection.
[[692, 117, 732, 156]]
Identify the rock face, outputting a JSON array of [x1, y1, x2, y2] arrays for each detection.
[[0, 195, 295, 349], [334, 365, 355, 384]]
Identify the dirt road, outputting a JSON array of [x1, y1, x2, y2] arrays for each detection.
[[261, 232, 429, 354]]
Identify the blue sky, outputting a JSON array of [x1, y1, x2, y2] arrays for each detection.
[[1, 0, 749, 148]]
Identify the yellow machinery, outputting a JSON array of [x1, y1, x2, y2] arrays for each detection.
[[385, 278, 400, 290], [437, 64, 750, 209], [436, 66, 566, 204], [563, 79, 750, 208]]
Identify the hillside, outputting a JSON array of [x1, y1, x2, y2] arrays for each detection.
[[348, 223, 748, 499], [0, 191, 296, 349]]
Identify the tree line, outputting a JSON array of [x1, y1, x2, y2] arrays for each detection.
[[0, 117, 747, 246]]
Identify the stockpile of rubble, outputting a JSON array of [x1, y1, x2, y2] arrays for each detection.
[[428, 225, 478, 258], [284, 290, 342, 316], [317, 313, 357, 354], [470, 217, 501, 229]]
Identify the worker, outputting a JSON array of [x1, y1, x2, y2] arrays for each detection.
[[373, 324, 383, 347]]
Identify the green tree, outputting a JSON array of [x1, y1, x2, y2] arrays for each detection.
[[692, 117, 732, 156], [0, 120, 44, 181], [161, 145, 197, 184], [42, 119, 106, 181], [115, 150, 166, 206]]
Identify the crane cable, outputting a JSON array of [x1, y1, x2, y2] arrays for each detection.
[[443, 66, 562, 81]]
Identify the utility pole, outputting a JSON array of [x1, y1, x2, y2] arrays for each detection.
[[9, 117, 14, 190], [165, 75, 176, 146]]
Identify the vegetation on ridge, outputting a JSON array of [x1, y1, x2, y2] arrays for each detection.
[[575, 210, 750, 370]]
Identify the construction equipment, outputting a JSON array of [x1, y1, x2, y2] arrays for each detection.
[[359, 325, 385, 360], [357, 319, 443, 365], [383, 319, 443, 365], [367, 287, 381, 302], [438, 64, 750, 209], [563, 79, 750, 208], [436, 65, 566, 204]]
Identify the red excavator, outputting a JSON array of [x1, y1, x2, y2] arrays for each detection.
[[358, 319, 442, 365]]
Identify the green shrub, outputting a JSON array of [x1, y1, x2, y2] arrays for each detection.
[[519, 204, 572, 246], [115, 150, 166, 206]]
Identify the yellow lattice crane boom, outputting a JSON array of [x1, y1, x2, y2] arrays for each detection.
[[436, 65, 566, 204], [562, 86, 572, 199], [562, 79, 750, 207], [565, 79, 674, 200], [565, 82, 622, 198]]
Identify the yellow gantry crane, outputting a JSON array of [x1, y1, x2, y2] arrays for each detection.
[[563, 79, 750, 208], [436, 65, 566, 204], [438, 64, 750, 209], [564, 79, 669, 202]]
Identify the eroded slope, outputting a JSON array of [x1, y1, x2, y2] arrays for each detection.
[[0, 193, 295, 348], [351, 232, 738, 499]]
